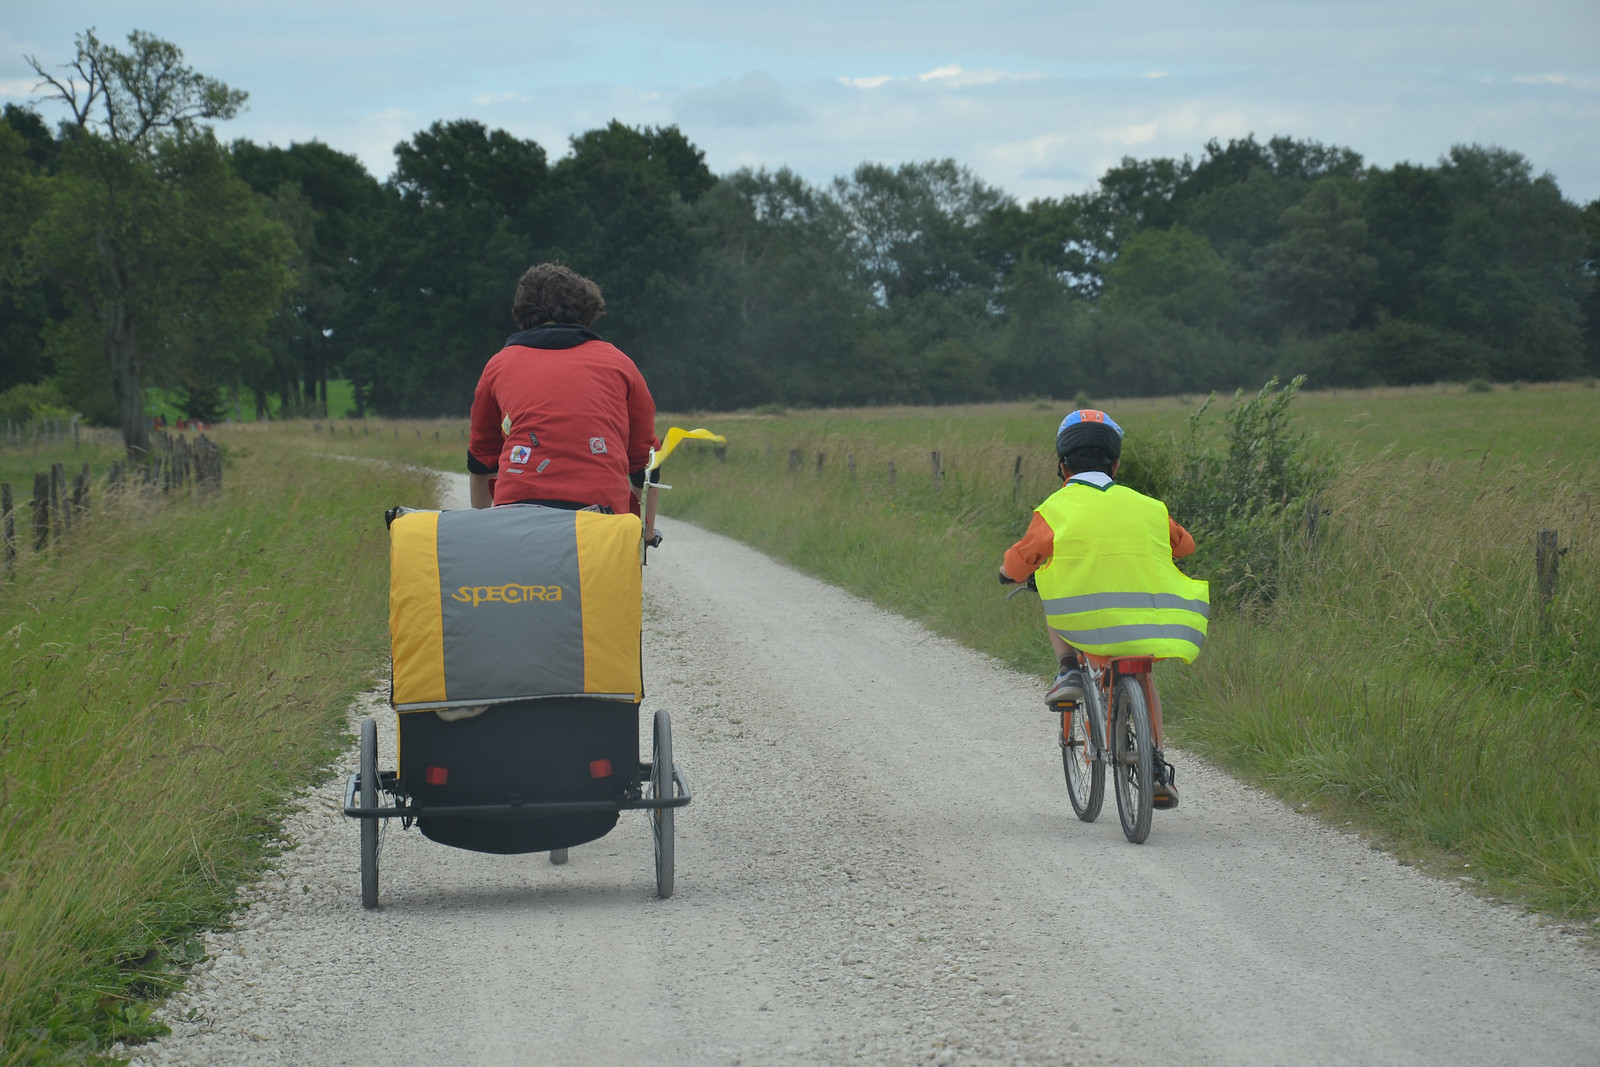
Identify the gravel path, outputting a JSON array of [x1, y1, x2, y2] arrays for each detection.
[[126, 478, 1600, 1065]]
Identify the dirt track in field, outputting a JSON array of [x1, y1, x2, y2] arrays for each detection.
[[128, 474, 1600, 1065]]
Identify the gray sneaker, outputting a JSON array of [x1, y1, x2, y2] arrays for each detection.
[[1044, 670, 1085, 704]]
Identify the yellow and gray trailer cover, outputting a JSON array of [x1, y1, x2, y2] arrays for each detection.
[[388, 504, 643, 710]]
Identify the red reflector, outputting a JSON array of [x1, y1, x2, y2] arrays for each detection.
[[589, 759, 613, 779], [1116, 657, 1154, 675], [425, 765, 448, 785]]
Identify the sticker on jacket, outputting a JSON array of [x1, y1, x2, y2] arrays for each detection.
[[509, 445, 532, 464], [501, 414, 513, 435], [589, 437, 608, 455]]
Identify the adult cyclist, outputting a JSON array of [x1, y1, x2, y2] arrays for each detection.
[[998, 409, 1209, 809]]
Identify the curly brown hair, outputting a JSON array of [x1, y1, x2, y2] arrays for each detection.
[[511, 263, 606, 328]]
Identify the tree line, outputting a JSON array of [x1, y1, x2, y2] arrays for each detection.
[[3, 30, 1597, 454]]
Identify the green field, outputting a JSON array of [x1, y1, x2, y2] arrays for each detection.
[[648, 382, 1600, 921], [139, 380, 361, 424]]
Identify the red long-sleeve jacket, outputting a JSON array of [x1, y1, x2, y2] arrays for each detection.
[[467, 324, 657, 514]]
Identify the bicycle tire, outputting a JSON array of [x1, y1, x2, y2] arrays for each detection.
[[1111, 676, 1154, 844], [1060, 674, 1103, 822], [652, 709, 675, 899], [359, 716, 380, 909]]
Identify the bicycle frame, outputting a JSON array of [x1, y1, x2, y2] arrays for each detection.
[[1061, 655, 1153, 762]]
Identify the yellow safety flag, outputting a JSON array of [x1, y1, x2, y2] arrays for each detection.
[[648, 426, 725, 470]]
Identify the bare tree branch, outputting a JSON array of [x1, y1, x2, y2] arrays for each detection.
[[24, 28, 108, 131], [26, 28, 246, 148]]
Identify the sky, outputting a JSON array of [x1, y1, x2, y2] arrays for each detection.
[[3, 1, 1598, 204]]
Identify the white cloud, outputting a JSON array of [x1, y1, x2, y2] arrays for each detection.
[[470, 91, 532, 106], [916, 65, 1037, 88], [1096, 120, 1160, 146], [1144, 71, 1170, 80], [0, 78, 39, 98], [840, 75, 893, 89], [1512, 73, 1600, 91]]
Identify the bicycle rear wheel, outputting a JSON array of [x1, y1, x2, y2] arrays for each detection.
[[1111, 676, 1154, 844], [1060, 681, 1103, 822]]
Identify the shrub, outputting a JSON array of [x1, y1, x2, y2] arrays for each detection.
[[0, 379, 70, 420], [1163, 376, 1336, 608]]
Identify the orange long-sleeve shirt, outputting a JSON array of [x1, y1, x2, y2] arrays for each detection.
[[1002, 491, 1195, 582]]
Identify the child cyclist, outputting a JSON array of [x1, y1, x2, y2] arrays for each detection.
[[998, 410, 1209, 809]]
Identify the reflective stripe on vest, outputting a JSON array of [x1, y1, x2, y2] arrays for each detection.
[[1034, 482, 1210, 663]]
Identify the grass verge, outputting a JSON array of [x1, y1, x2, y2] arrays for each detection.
[[0, 435, 438, 1063], [655, 383, 1600, 924]]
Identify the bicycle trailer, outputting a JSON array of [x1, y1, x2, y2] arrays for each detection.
[[343, 502, 689, 908]]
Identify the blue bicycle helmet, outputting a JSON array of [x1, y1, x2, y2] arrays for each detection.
[[1055, 409, 1124, 462]]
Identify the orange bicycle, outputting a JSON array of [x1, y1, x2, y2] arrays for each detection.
[[1053, 653, 1169, 844]]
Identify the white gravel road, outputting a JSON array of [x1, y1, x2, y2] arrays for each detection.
[[126, 476, 1600, 1065]]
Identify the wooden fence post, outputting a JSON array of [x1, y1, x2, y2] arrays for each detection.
[[1012, 455, 1022, 504], [1305, 495, 1322, 553], [194, 436, 222, 493], [788, 449, 801, 472], [175, 435, 193, 489], [50, 463, 66, 538], [847, 454, 856, 482], [888, 460, 896, 486], [715, 445, 726, 463], [815, 451, 825, 473], [2, 482, 13, 568], [1536, 529, 1560, 619], [32, 472, 49, 550], [73, 463, 89, 519], [930, 451, 942, 490]]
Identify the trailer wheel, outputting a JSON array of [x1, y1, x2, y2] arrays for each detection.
[[360, 716, 380, 909], [651, 709, 675, 899]]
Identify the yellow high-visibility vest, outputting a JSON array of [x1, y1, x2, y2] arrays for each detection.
[[1034, 479, 1210, 663]]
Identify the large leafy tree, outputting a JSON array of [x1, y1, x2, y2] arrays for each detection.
[[25, 29, 292, 453], [1419, 145, 1587, 380], [831, 159, 1010, 308], [231, 139, 386, 416], [1582, 198, 1600, 375], [352, 119, 551, 415], [545, 122, 715, 407], [686, 167, 862, 407], [0, 110, 57, 397], [1251, 178, 1377, 338]]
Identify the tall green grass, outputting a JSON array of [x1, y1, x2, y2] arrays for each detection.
[[657, 383, 1600, 921], [0, 437, 438, 1062]]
